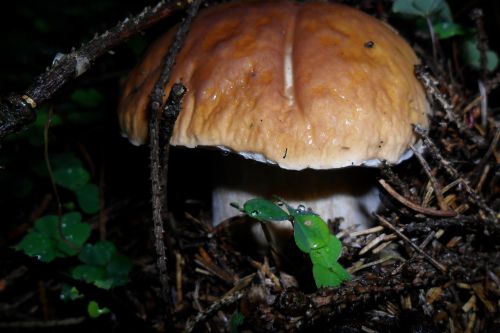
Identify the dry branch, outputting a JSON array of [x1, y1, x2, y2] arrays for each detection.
[[0, 0, 191, 140]]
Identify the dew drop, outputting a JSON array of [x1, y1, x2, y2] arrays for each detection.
[[250, 210, 260, 216], [296, 205, 306, 213]]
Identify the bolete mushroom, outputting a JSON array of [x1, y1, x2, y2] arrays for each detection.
[[118, 1, 429, 233]]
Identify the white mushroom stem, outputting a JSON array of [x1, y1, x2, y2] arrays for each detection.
[[211, 156, 381, 232]]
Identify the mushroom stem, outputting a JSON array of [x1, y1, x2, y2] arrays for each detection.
[[212, 155, 381, 230]]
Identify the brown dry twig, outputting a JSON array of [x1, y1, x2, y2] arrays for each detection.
[[375, 214, 447, 273], [378, 179, 457, 217], [149, 0, 201, 325], [410, 144, 448, 211], [414, 125, 497, 220]]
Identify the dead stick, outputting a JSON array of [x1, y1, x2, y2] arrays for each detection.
[[414, 125, 497, 220], [375, 214, 447, 273], [0, 0, 189, 140], [378, 179, 457, 217], [410, 145, 448, 211], [149, 0, 201, 325]]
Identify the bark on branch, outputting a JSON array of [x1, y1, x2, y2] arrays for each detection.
[[0, 0, 190, 140]]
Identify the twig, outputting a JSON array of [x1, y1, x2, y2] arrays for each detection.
[[0, 0, 189, 140], [415, 66, 484, 145], [149, 0, 200, 325], [470, 9, 489, 82], [378, 179, 457, 217], [375, 214, 447, 273], [348, 255, 403, 274], [410, 145, 448, 211], [43, 107, 62, 218], [184, 290, 245, 333], [415, 66, 464, 130], [414, 125, 497, 220], [0, 317, 86, 328]]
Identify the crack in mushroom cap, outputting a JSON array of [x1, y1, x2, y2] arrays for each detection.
[[118, 0, 430, 170]]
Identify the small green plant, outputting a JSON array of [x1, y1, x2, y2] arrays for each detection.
[[10, 88, 131, 318], [392, 0, 498, 72], [233, 198, 351, 288]]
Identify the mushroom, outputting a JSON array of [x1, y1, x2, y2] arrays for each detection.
[[118, 1, 429, 234]]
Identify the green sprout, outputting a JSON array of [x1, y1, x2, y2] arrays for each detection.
[[233, 198, 351, 288]]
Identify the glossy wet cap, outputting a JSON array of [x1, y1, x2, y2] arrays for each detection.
[[118, 0, 429, 170]]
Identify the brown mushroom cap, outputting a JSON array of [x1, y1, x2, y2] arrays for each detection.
[[118, 0, 429, 170]]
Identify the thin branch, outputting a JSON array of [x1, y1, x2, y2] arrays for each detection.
[[414, 125, 497, 220], [0, 0, 190, 140], [378, 179, 457, 217], [375, 214, 447, 273], [148, 0, 201, 325], [0, 317, 86, 328], [410, 144, 448, 211], [414, 66, 485, 145]]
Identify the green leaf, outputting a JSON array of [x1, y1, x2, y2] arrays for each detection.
[[79, 241, 116, 266], [53, 165, 90, 191], [50, 153, 82, 170], [34, 215, 60, 239], [106, 254, 133, 287], [17, 214, 90, 260], [60, 285, 83, 301], [293, 213, 330, 253], [312, 264, 343, 288], [58, 212, 91, 255], [241, 198, 289, 221], [392, 0, 452, 21], [309, 236, 342, 267], [75, 183, 100, 214], [312, 263, 352, 288], [70, 88, 104, 108], [462, 39, 499, 72], [72, 264, 108, 284], [433, 21, 465, 39], [14, 231, 58, 262], [230, 311, 245, 333], [87, 300, 110, 318]]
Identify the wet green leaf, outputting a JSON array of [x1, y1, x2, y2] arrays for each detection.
[[79, 241, 116, 266], [75, 183, 99, 214], [53, 165, 90, 191], [14, 231, 58, 262], [242, 198, 289, 221], [293, 214, 330, 253], [309, 236, 342, 267], [58, 212, 91, 255]]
